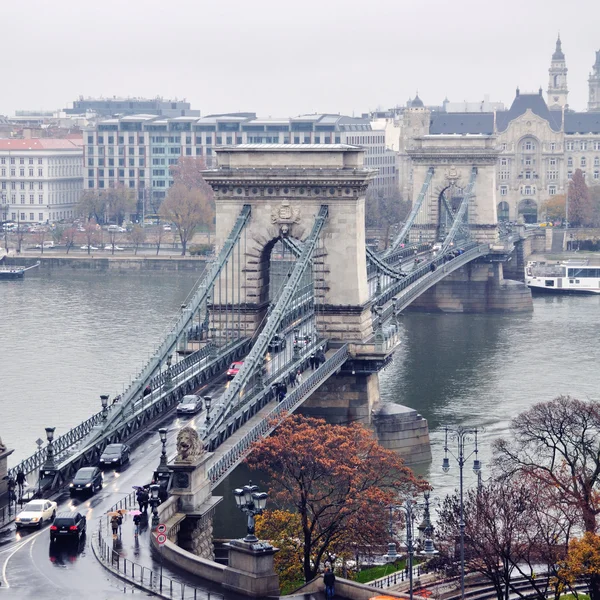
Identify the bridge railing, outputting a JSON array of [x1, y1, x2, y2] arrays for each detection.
[[207, 343, 349, 487]]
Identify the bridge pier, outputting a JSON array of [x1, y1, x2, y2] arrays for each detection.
[[408, 261, 532, 313]]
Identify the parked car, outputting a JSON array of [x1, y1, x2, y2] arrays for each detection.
[[80, 245, 99, 251], [99, 443, 130, 467], [15, 499, 57, 528], [103, 245, 124, 251], [34, 241, 55, 249], [50, 511, 86, 543], [107, 225, 126, 233], [268, 335, 286, 353], [69, 467, 103, 496], [177, 395, 203, 415], [163, 224, 172, 231], [226, 361, 243, 380]]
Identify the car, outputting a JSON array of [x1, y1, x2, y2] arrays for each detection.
[[15, 499, 57, 528], [80, 245, 99, 251], [99, 443, 130, 467], [106, 225, 126, 233], [34, 241, 55, 249], [177, 395, 203, 415], [163, 224, 172, 231], [226, 361, 243, 380], [69, 466, 103, 496], [268, 335, 287, 353], [50, 511, 86, 543], [103, 244, 124, 251]]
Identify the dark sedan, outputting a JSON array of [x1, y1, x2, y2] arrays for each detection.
[[268, 335, 286, 353], [69, 467, 103, 496], [50, 511, 86, 543], [99, 443, 130, 467]]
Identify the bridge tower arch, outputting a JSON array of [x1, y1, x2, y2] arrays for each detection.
[[408, 135, 500, 245], [204, 145, 377, 343]]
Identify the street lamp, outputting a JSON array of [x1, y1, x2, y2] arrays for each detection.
[[100, 394, 109, 422], [150, 483, 161, 528], [43, 427, 56, 471], [163, 354, 173, 390], [158, 428, 168, 468], [442, 425, 482, 600], [385, 496, 438, 600], [203, 396, 212, 424], [233, 481, 268, 543]]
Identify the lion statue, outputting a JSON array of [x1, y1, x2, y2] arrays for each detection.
[[176, 426, 204, 462]]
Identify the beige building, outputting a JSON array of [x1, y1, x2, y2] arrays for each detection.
[[383, 38, 600, 223]]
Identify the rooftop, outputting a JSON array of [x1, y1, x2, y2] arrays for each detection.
[[217, 143, 361, 151], [0, 139, 83, 151]]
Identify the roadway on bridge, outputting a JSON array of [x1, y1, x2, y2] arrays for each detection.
[[0, 381, 235, 598]]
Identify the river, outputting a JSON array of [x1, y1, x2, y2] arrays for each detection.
[[1, 268, 599, 526]]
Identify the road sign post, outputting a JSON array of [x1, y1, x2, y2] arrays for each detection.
[[156, 530, 167, 592]]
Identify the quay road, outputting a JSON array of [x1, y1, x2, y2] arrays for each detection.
[[0, 380, 241, 600]]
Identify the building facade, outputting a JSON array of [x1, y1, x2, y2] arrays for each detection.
[[0, 139, 83, 224], [65, 97, 200, 118], [391, 39, 600, 223], [83, 113, 397, 214]]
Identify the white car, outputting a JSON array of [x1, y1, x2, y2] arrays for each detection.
[[80, 245, 99, 251], [163, 225, 172, 231], [104, 245, 124, 251], [15, 499, 57, 528]]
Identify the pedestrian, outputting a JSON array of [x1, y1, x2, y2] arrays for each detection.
[[296, 370, 302, 385], [277, 382, 286, 402], [324, 566, 336, 599], [309, 354, 316, 370], [430, 262, 436, 273], [111, 515, 119, 538], [317, 347, 326, 366], [133, 513, 142, 536], [15, 470, 26, 498]]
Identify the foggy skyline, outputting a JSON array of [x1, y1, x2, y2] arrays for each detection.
[[2, 0, 600, 118]]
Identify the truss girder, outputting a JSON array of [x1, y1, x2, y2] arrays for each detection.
[[384, 167, 434, 256], [206, 205, 329, 436], [441, 168, 477, 252], [100, 205, 251, 433]]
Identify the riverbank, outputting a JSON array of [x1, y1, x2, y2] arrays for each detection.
[[4, 252, 209, 271]]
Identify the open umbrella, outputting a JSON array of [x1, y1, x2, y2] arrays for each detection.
[[128, 509, 142, 516], [108, 511, 121, 517], [117, 508, 128, 515]]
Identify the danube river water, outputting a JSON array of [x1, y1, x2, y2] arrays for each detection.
[[2, 269, 599, 505]]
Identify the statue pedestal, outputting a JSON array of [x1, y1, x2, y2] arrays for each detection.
[[0, 445, 14, 500], [223, 539, 280, 598], [169, 452, 213, 512]]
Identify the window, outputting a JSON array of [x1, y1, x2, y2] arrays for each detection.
[[581, 141, 588, 151], [549, 185, 557, 195], [206, 136, 212, 145], [19, 169, 24, 176], [500, 158, 508, 166], [566, 141, 574, 151], [119, 159, 125, 166], [39, 213, 43, 221], [568, 171, 573, 179], [594, 141, 600, 151], [98, 136, 104, 144], [108, 158, 114, 166], [29, 195, 34, 204], [119, 169, 124, 177], [38, 182, 43, 190], [501, 143, 507, 151], [20, 194, 25, 204], [594, 171, 599, 180], [29, 213, 34, 221], [118, 136, 124, 144], [216, 137, 222, 145], [108, 136, 114, 144], [29, 182, 34, 190], [524, 185, 532, 195], [500, 186, 508, 196], [525, 171, 532, 179], [567, 157, 573, 167], [139, 170, 145, 178], [129, 136, 134, 144], [19, 158, 24, 165], [129, 159, 135, 167], [10, 169, 15, 176], [88, 180, 94, 188], [550, 142, 556, 151], [108, 169, 114, 177], [595, 157, 600, 167], [139, 158, 145, 167], [98, 169, 104, 177], [37, 168, 42, 176], [88, 158, 94, 167], [525, 157, 532, 166], [523, 141, 535, 151], [88, 169, 94, 177], [38, 195, 43, 204], [129, 169, 135, 177], [139, 147, 144, 155], [20, 182, 25, 190], [98, 158, 105, 167], [549, 158, 556, 166], [581, 157, 587, 167], [547, 171, 558, 180]]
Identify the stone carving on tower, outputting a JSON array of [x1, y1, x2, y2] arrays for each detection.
[[547, 35, 569, 109], [588, 50, 600, 112], [176, 426, 204, 462]]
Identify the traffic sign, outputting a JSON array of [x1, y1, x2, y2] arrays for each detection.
[[157, 533, 167, 545], [157, 524, 167, 534]]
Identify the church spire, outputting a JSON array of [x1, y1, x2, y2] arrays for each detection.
[[548, 35, 568, 109]]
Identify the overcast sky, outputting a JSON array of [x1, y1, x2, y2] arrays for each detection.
[[2, 0, 599, 118]]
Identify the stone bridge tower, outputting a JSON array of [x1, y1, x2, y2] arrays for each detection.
[[408, 135, 500, 246], [204, 144, 376, 342]]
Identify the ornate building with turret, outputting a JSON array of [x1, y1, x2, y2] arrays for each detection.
[[377, 38, 600, 224]]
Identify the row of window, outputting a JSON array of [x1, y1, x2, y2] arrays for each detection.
[[87, 147, 144, 156], [88, 169, 145, 179], [499, 173, 600, 195], [88, 158, 144, 167], [6, 211, 74, 222], [567, 156, 600, 167], [1, 181, 44, 190], [501, 141, 600, 153], [566, 141, 600, 151], [88, 180, 137, 189], [0, 157, 44, 165]]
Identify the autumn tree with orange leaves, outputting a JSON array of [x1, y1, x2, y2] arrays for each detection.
[[247, 415, 426, 582]]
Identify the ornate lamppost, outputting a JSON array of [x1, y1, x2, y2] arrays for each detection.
[[385, 495, 438, 600], [158, 428, 168, 468], [100, 394, 109, 422], [233, 481, 268, 543], [149, 483, 161, 528], [163, 354, 173, 391], [43, 427, 56, 471], [442, 425, 482, 600], [204, 396, 212, 424]]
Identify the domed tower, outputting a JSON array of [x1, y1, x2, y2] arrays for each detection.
[[547, 35, 568, 109], [588, 50, 600, 112]]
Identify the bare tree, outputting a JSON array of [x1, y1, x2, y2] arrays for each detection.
[[160, 184, 212, 256], [129, 225, 146, 255], [83, 220, 100, 254], [78, 190, 106, 224], [63, 227, 77, 254], [104, 184, 136, 225], [36, 229, 47, 254], [155, 224, 164, 256]]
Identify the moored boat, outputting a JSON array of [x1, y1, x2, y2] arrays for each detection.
[[525, 260, 600, 294], [0, 261, 40, 281]]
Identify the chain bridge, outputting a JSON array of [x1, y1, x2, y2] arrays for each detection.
[[10, 139, 533, 500]]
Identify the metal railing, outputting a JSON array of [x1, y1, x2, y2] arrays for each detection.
[[207, 343, 349, 487], [95, 525, 222, 599]]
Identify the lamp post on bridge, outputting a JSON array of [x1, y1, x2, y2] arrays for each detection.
[[37, 427, 57, 497], [163, 354, 173, 391], [100, 394, 109, 422], [149, 483, 161, 528], [158, 428, 168, 468], [442, 425, 482, 600], [203, 396, 212, 424]]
